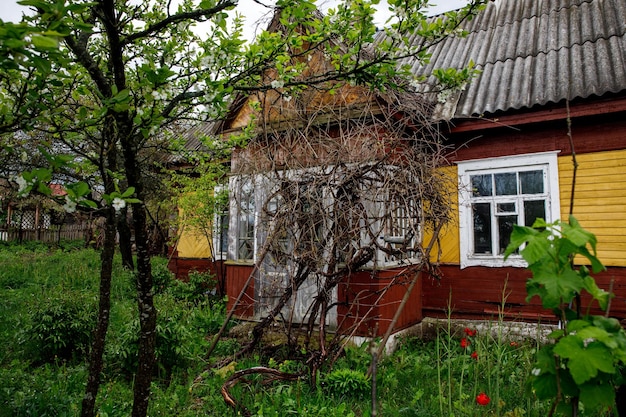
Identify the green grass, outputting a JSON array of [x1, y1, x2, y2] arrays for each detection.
[[0, 243, 616, 416]]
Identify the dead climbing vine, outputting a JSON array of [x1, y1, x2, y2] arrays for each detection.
[[213, 82, 455, 411]]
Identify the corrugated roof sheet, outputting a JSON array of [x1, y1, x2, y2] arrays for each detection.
[[406, 0, 626, 119], [165, 121, 217, 165]]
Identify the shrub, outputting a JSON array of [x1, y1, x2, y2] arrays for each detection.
[[0, 362, 86, 416], [108, 294, 196, 380], [22, 290, 97, 363], [152, 257, 174, 294], [168, 270, 216, 303]]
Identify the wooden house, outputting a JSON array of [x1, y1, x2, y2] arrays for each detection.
[[176, 0, 626, 336], [416, 0, 626, 321]]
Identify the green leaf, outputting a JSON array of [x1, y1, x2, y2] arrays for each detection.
[[79, 200, 97, 209], [531, 373, 558, 400], [121, 187, 135, 198], [535, 345, 557, 374], [563, 216, 597, 249], [579, 379, 615, 411], [578, 245, 605, 273], [31, 34, 59, 50], [582, 276, 610, 310], [504, 223, 551, 265], [592, 316, 623, 333], [554, 337, 615, 384], [528, 262, 583, 308]]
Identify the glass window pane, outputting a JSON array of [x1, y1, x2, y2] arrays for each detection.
[[498, 215, 517, 254], [524, 200, 546, 227], [238, 240, 252, 259], [520, 170, 544, 194], [471, 174, 492, 197], [473, 203, 492, 254], [495, 173, 517, 195], [497, 203, 516, 213], [219, 213, 229, 253]]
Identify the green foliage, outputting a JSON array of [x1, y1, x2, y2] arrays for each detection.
[[504, 217, 607, 311], [0, 362, 86, 417], [151, 257, 174, 295], [168, 270, 216, 303], [107, 293, 216, 381], [323, 368, 371, 398], [506, 216, 625, 414], [0, 243, 559, 416], [21, 289, 97, 363]]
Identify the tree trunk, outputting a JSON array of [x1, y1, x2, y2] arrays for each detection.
[[117, 207, 134, 270], [120, 139, 156, 417], [81, 118, 119, 417], [131, 214, 156, 417], [80, 207, 117, 417]]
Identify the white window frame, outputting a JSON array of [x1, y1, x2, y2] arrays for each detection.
[[373, 189, 422, 268], [212, 185, 229, 261], [457, 151, 561, 269], [228, 175, 257, 263]]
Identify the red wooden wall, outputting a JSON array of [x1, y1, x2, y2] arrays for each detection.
[[225, 264, 255, 318], [337, 268, 423, 337], [422, 266, 626, 322]]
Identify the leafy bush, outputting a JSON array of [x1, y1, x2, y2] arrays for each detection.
[[168, 270, 216, 303], [323, 368, 371, 398], [506, 217, 623, 415], [108, 294, 198, 380], [152, 257, 174, 294], [22, 290, 97, 363], [189, 300, 227, 335]]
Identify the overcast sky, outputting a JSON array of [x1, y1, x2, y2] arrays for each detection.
[[1, 0, 469, 30]]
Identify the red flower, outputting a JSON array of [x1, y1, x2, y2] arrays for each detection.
[[460, 337, 470, 349], [476, 392, 490, 406], [510, 341, 518, 347], [471, 351, 478, 360], [464, 328, 477, 337]]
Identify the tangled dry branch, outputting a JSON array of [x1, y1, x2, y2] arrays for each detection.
[[219, 83, 455, 410]]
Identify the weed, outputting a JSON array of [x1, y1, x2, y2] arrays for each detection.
[[323, 368, 371, 398], [21, 289, 97, 364]]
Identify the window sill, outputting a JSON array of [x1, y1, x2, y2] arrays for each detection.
[[461, 256, 528, 269], [225, 260, 255, 266]]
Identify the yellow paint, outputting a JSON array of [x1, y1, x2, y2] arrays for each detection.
[[425, 165, 460, 264], [558, 149, 626, 267], [175, 207, 213, 259]]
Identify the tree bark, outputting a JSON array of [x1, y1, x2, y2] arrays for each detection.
[[121, 138, 156, 417], [80, 206, 117, 417], [117, 206, 134, 270], [81, 116, 119, 417]]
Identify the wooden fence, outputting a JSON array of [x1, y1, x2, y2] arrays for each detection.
[[0, 224, 91, 243]]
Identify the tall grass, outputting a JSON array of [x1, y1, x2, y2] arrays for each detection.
[[0, 244, 609, 416]]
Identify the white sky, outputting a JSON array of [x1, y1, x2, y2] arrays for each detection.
[[1, 0, 469, 32]]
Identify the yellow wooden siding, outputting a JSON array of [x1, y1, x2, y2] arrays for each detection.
[[425, 165, 460, 264], [176, 229, 212, 258], [558, 149, 626, 267], [175, 206, 213, 258]]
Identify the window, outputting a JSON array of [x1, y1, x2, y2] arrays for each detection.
[[458, 152, 560, 268], [229, 167, 422, 270], [210, 185, 229, 260], [378, 192, 420, 266], [230, 176, 255, 262]]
